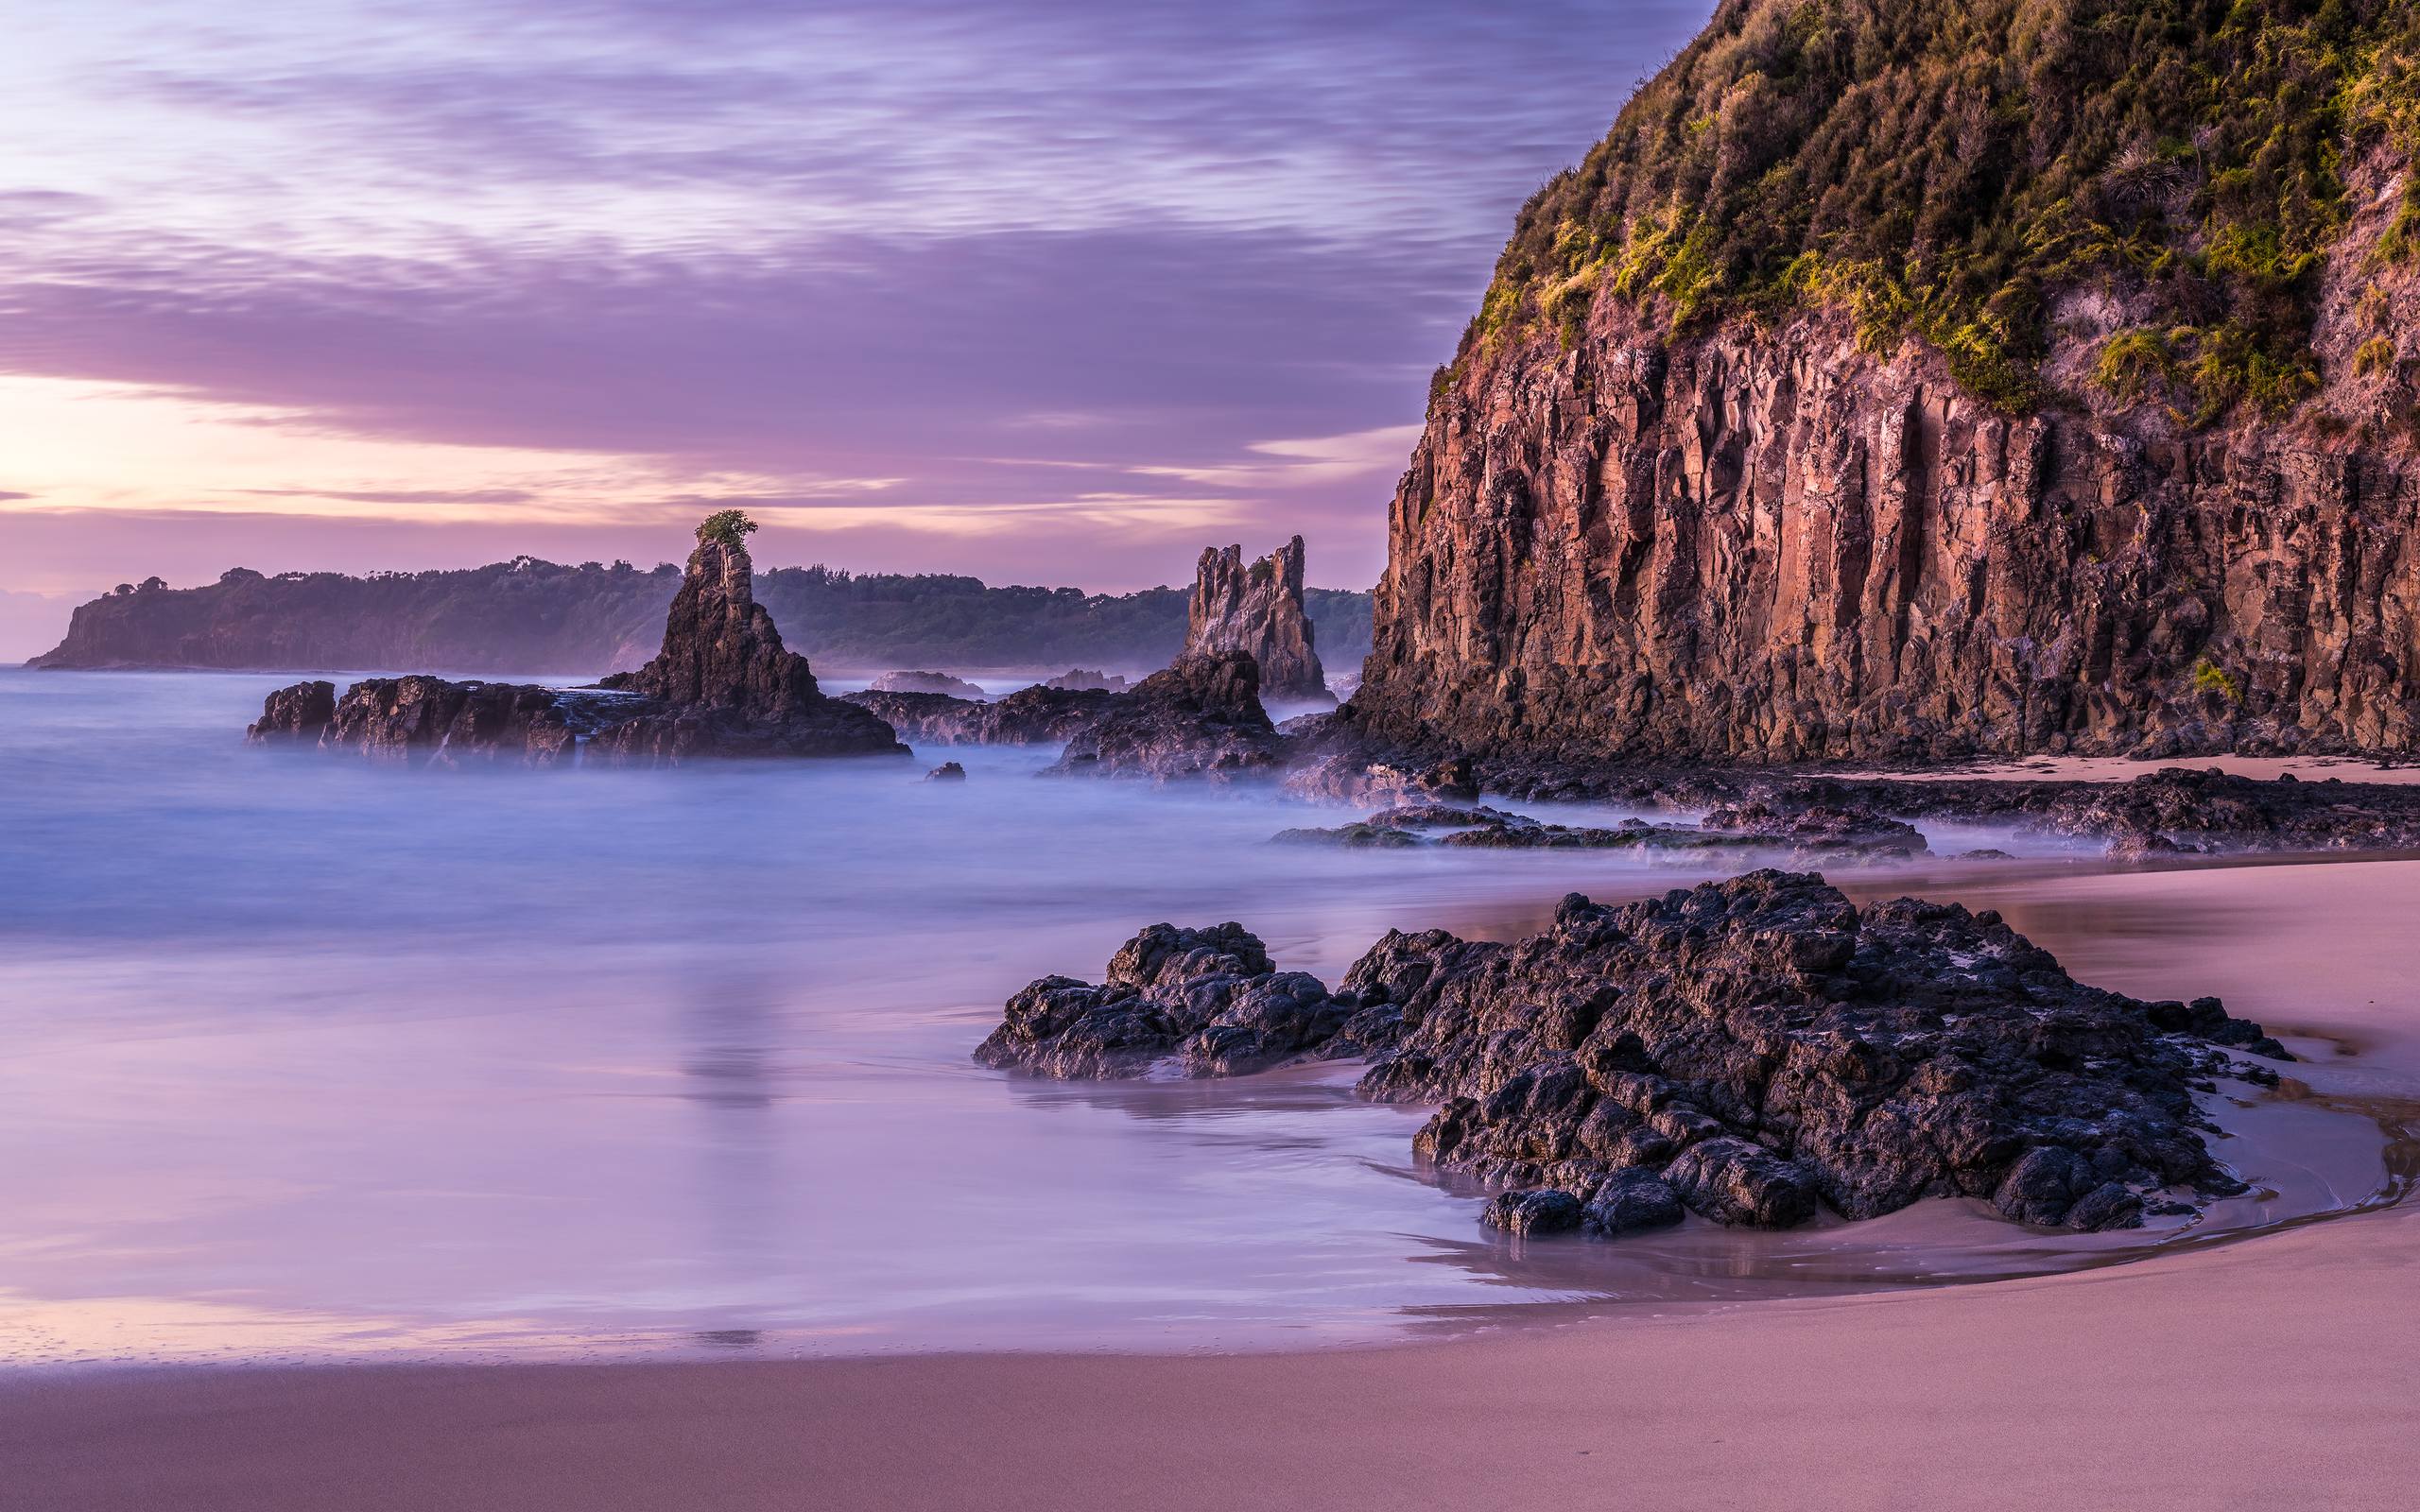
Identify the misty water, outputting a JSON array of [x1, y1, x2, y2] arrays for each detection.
[[0, 669, 2401, 1368]]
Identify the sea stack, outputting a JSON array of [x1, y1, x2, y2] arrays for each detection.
[[586, 512, 908, 763], [1186, 537, 1329, 703]]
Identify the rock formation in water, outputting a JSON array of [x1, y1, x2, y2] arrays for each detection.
[[246, 679, 336, 743], [1343, 0, 2420, 765], [1045, 668, 1129, 693], [249, 515, 907, 765], [1186, 538, 1330, 703], [1046, 650, 1287, 780], [977, 871, 2287, 1236], [586, 524, 905, 763], [871, 670, 989, 699], [1273, 799, 1924, 864], [839, 684, 1118, 746]]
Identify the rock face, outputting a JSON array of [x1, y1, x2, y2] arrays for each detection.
[[976, 871, 2287, 1237], [246, 679, 336, 743], [1046, 651, 1287, 780], [1186, 538, 1330, 703], [1045, 668, 1129, 693], [871, 670, 988, 699], [313, 677, 590, 766], [583, 532, 907, 763], [1354, 300, 2420, 764], [840, 684, 1117, 746]]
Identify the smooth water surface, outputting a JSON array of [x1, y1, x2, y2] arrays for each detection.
[[0, 670, 2398, 1367]]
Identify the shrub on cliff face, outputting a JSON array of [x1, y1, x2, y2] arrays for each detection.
[[696, 509, 758, 548], [1462, 0, 2420, 422]]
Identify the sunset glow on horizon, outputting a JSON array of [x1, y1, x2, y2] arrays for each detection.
[[0, 0, 1706, 653]]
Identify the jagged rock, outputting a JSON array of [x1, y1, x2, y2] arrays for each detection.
[[926, 761, 967, 782], [976, 871, 2289, 1237], [871, 670, 989, 699], [840, 684, 1117, 746], [246, 680, 335, 743], [587, 530, 906, 764], [1186, 537, 1330, 703], [1045, 668, 1129, 693], [1700, 797, 1927, 857], [1046, 651, 1287, 781], [1480, 1188, 1585, 1236], [1281, 752, 1479, 804], [247, 517, 907, 766], [317, 676, 586, 766]]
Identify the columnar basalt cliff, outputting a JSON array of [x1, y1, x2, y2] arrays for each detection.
[[1186, 538, 1330, 703], [1347, 0, 2420, 765]]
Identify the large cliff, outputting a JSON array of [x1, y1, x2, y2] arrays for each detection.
[[1353, 0, 2420, 764]]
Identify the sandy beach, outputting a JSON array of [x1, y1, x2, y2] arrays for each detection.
[[11, 855, 2420, 1511]]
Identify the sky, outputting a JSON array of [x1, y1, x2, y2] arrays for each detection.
[[0, 0, 1708, 653]]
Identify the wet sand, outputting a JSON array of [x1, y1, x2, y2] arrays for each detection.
[[13, 856, 2420, 1509]]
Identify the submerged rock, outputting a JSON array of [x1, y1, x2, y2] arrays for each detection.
[[1046, 650, 1287, 781], [1186, 537, 1329, 703], [1272, 800, 1929, 863], [926, 761, 967, 782], [977, 870, 2287, 1238]]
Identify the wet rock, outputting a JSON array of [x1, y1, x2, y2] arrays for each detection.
[[1281, 752, 1478, 804], [925, 762, 967, 782], [842, 684, 1116, 746], [247, 679, 336, 743], [1582, 1169, 1685, 1235], [1270, 822, 1422, 848], [1270, 799, 1930, 862], [973, 921, 1368, 1079], [978, 870, 2289, 1238], [1700, 795, 1927, 859], [1046, 650, 1287, 781], [317, 676, 588, 766], [1481, 1187, 1585, 1236], [1187, 536, 1329, 702], [871, 670, 988, 699]]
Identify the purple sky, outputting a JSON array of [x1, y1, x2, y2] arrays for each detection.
[[0, 0, 1708, 653]]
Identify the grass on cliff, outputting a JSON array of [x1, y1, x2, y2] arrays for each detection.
[[1461, 0, 2420, 421]]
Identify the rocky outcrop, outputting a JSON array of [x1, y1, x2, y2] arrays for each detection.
[[1045, 668, 1129, 693], [1046, 651, 1287, 781], [870, 670, 988, 699], [581, 530, 906, 763], [840, 684, 1117, 746], [247, 517, 907, 765], [976, 871, 2287, 1237], [926, 761, 967, 782], [246, 679, 335, 743], [1272, 800, 1925, 864], [1186, 538, 1330, 703]]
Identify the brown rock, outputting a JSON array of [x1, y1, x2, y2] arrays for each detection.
[[1187, 537, 1330, 703]]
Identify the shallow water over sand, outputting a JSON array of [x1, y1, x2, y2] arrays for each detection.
[[0, 669, 2408, 1367]]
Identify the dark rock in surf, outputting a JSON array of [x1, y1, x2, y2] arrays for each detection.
[[247, 679, 336, 744], [926, 762, 967, 782], [841, 684, 1117, 746], [871, 670, 988, 699], [1046, 650, 1287, 781], [977, 870, 2288, 1239]]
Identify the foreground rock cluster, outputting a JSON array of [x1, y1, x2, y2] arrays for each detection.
[[248, 519, 906, 766], [977, 871, 2286, 1238]]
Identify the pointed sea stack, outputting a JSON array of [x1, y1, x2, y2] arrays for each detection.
[[1186, 537, 1329, 704], [586, 512, 908, 764]]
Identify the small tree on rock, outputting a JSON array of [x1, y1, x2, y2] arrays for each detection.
[[697, 509, 758, 549]]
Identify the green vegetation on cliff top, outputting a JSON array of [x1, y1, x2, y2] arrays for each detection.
[[1465, 0, 2420, 421]]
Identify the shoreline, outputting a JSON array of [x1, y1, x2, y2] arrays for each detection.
[[9, 1199, 2414, 1511]]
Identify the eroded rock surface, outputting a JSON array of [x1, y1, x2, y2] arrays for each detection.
[[246, 679, 336, 743], [1046, 651, 1287, 781], [977, 871, 2286, 1238], [320, 676, 588, 766], [1187, 538, 1329, 703], [841, 684, 1116, 746]]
